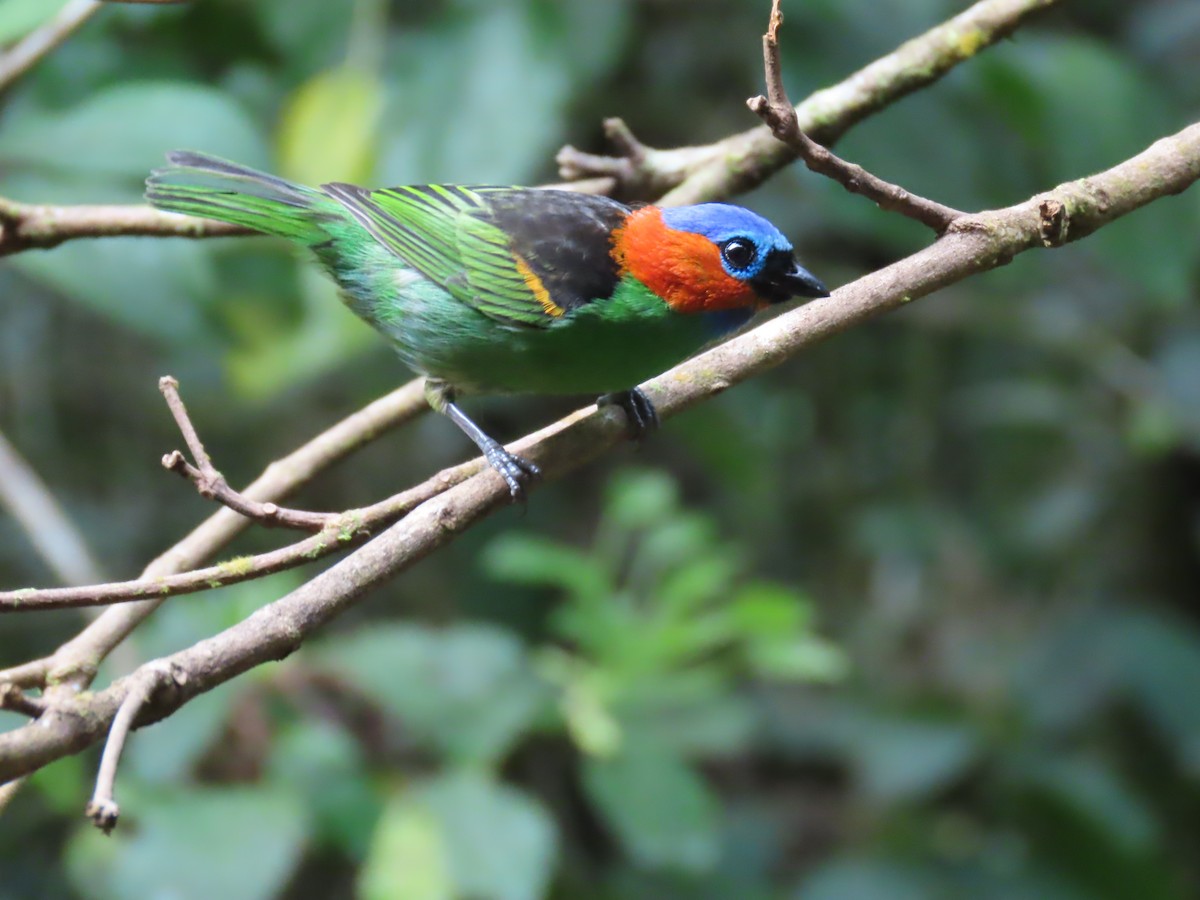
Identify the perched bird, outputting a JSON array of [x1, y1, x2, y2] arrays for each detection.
[[146, 152, 828, 499]]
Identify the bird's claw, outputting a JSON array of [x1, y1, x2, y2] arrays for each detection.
[[484, 445, 541, 503], [599, 388, 659, 440]]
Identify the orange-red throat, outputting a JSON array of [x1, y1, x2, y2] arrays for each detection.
[[611, 207, 762, 315]]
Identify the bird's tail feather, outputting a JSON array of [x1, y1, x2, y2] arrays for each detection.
[[145, 150, 333, 244]]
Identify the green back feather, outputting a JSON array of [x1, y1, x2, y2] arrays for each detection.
[[147, 153, 618, 332], [321, 182, 556, 327]]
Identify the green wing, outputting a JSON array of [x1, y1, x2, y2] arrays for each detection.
[[321, 182, 557, 327]]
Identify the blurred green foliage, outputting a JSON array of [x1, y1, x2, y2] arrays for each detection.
[[1, 0, 1199, 898]]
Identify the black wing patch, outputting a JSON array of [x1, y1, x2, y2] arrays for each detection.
[[481, 189, 630, 315]]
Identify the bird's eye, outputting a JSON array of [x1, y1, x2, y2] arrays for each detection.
[[721, 238, 757, 270]]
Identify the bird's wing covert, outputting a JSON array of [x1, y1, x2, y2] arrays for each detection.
[[322, 182, 582, 327], [322, 183, 633, 326]]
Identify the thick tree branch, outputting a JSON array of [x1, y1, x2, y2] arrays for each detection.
[[747, 0, 964, 232], [3, 120, 1196, 785]]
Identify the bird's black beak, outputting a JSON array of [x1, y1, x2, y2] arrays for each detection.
[[780, 262, 829, 299], [751, 253, 830, 304]]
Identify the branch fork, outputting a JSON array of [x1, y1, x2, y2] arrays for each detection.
[[158, 376, 335, 532], [0, 682, 46, 718], [5, 0, 1181, 836], [85, 660, 184, 834], [557, 118, 646, 197], [747, 0, 965, 233]]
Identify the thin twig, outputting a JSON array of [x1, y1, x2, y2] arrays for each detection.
[[0, 430, 105, 587], [0, 426, 515, 611], [0, 780, 24, 816], [158, 377, 335, 531], [747, 0, 964, 232], [0, 683, 46, 718], [0, 398, 608, 612], [84, 662, 176, 834], [0, 201, 251, 256], [1, 119, 1198, 787], [555, 118, 698, 201], [0, 380, 429, 689], [555, 0, 1059, 207], [0, 3, 1057, 259], [0, 0, 100, 94], [663, 0, 1060, 205]]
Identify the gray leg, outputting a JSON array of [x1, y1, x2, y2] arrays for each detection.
[[599, 387, 659, 439], [425, 379, 541, 502]]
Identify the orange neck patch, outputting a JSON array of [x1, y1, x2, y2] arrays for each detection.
[[611, 207, 760, 314]]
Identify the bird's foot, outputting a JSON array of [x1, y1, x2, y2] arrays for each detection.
[[599, 388, 659, 440], [435, 387, 542, 504], [483, 443, 542, 503]]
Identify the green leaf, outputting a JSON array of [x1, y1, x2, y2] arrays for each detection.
[[28, 753, 88, 815], [268, 720, 382, 858], [363, 773, 557, 900], [277, 66, 383, 186], [10, 237, 215, 345], [747, 635, 849, 684], [0, 0, 68, 45], [65, 786, 308, 900], [316, 623, 547, 765], [796, 857, 939, 900], [729, 583, 813, 637], [125, 682, 239, 784], [225, 267, 378, 400], [604, 469, 679, 531], [780, 705, 980, 804], [0, 82, 267, 189], [850, 718, 979, 803], [654, 554, 739, 616], [1009, 750, 1178, 899], [379, 4, 574, 184], [1013, 755, 1158, 854], [636, 516, 721, 580], [1110, 610, 1200, 769], [360, 799, 453, 900], [583, 738, 720, 872], [482, 533, 610, 601], [623, 694, 755, 758]]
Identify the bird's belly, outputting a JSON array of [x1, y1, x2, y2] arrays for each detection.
[[336, 260, 734, 396], [405, 305, 714, 395]]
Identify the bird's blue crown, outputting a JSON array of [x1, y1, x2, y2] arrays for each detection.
[[661, 203, 793, 280]]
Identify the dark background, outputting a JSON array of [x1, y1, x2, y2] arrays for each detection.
[[1, 1, 1198, 897]]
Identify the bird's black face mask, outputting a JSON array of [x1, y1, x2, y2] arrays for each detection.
[[751, 249, 829, 303]]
